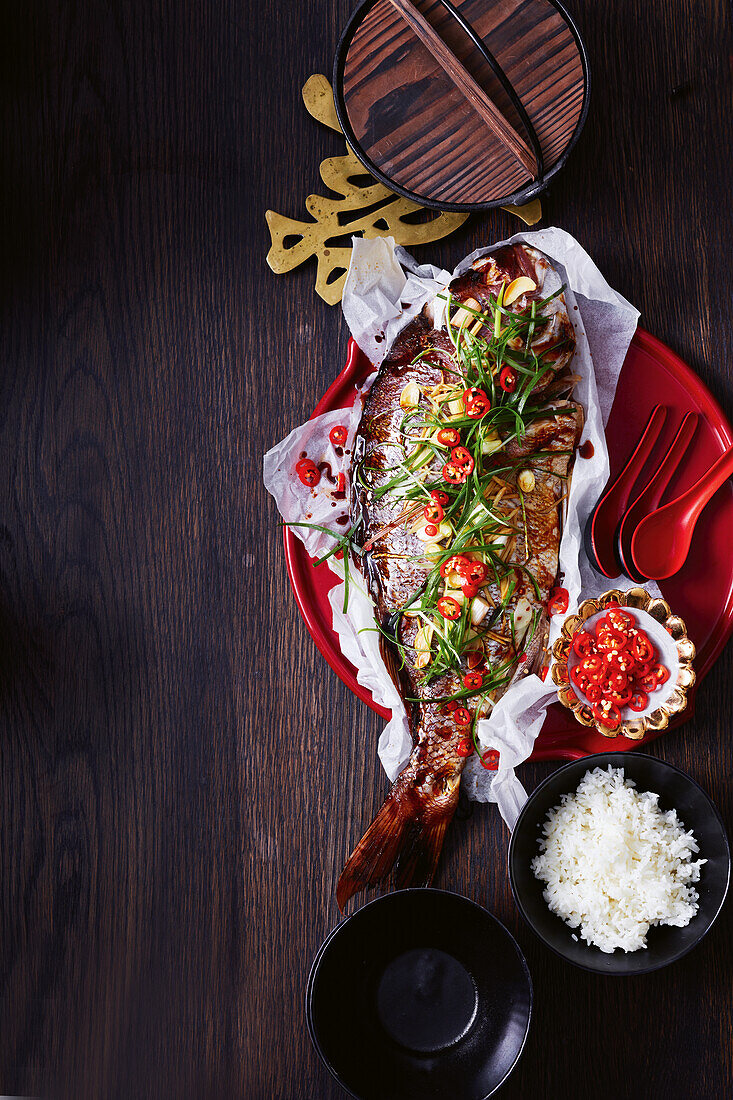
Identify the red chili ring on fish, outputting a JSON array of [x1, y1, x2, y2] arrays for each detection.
[[456, 736, 473, 756], [442, 462, 466, 484], [461, 581, 479, 599], [431, 490, 450, 507], [440, 554, 469, 578], [454, 707, 472, 726], [437, 596, 461, 620], [329, 425, 348, 447], [423, 501, 444, 523], [465, 560, 488, 584], [450, 446, 475, 474], [463, 387, 491, 419], [499, 366, 518, 393], [463, 671, 483, 690], [436, 427, 461, 447]]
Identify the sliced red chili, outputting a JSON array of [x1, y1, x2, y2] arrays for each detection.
[[440, 554, 469, 578], [450, 446, 475, 475], [650, 663, 670, 687], [454, 708, 472, 727], [570, 665, 590, 693], [336, 472, 346, 494], [572, 631, 596, 658], [629, 691, 648, 712], [585, 682, 601, 703], [456, 736, 473, 757], [604, 669, 628, 692], [539, 665, 549, 682], [296, 460, 321, 486], [639, 671, 659, 693], [424, 523, 438, 537], [437, 596, 461, 620], [442, 463, 465, 484], [463, 671, 483, 690], [423, 502, 444, 523], [463, 387, 491, 419], [437, 427, 461, 447], [329, 425, 348, 447], [592, 700, 621, 731], [444, 700, 458, 713], [596, 625, 629, 653], [631, 633, 655, 663], [580, 655, 603, 678], [605, 650, 635, 674], [499, 366, 517, 393], [606, 607, 634, 630], [547, 587, 569, 616], [461, 581, 479, 599], [608, 686, 632, 707], [465, 560, 488, 584], [481, 749, 500, 771], [431, 490, 450, 507]]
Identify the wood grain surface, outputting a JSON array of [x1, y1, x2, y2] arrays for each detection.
[[0, 2, 731, 1098], [343, 0, 585, 204]]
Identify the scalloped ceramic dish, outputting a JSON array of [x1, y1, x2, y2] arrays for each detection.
[[283, 331, 733, 760], [551, 588, 696, 739]]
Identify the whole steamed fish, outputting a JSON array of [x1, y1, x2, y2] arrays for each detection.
[[337, 244, 583, 909]]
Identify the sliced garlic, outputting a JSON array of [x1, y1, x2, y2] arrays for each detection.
[[448, 396, 465, 417], [513, 596, 533, 642], [414, 624, 434, 654], [470, 596, 491, 626], [518, 469, 536, 493], [504, 276, 537, 306], [437, 520, 453, 540], [482, 430, 502, 456], [400, 381, 421, 409], [414, 651, 431, 669], [451, 297, 481, 330], [424, 544, 444, 562]]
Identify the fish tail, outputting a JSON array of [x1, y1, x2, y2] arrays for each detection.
[[336, 772, 457, 910]]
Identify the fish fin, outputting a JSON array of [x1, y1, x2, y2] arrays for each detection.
[[336, 773, 458, 910]]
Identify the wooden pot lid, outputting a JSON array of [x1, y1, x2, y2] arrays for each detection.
[[333, 0, 590, 210]]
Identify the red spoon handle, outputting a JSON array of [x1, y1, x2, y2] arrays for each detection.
[[599, 404, 667, 514], [682, 446, 733, 523], [633, 412, 699, 512]]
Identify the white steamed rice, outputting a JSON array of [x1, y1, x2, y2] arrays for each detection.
[[531, 766, 706, 953]]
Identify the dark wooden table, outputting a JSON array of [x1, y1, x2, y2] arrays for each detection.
[[1, 2, 731, 1098]]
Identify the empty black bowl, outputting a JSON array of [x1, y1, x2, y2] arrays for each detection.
[[509, 753, 730, 974], [307, 889, 532, 1099]]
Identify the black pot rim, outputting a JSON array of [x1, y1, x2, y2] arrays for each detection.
[[332, 0, 591, 212], [508, 752, 731, 975], [306, 886, 533, 1100]]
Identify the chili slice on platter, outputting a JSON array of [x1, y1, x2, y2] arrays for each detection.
[[499, 366, 517, 392], [456, 736, 473, 757], [296, 460, 320, 486], [329, 425, 348, 447], [547, 587, 569, 616]]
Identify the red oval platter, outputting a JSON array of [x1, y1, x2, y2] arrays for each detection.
[[283, 330, 733, 760]]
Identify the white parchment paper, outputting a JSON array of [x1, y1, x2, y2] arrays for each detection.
[[264, 229, 656, 830]]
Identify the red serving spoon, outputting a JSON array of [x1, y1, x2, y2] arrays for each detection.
[[586, 404, 667, 577], [631, 446, 733, 579], [616, 411, 699, 581]]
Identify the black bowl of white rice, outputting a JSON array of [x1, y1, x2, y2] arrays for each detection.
[[508, 753, 730, 974]]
